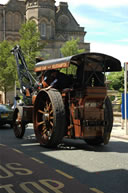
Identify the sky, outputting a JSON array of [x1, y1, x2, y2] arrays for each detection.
[[1, 0, 128, 65]]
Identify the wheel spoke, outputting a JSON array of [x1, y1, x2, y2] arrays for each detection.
[[48, 102, 52, 110], [37, 121, 45, 126], [46, 102, 52, 111], [38, 109, 45, 114], [46, 101, 49, 109], [49, 110, 53, 115], [50, 121, 53, 127], [41, 124, 46, 131], [41, 128, 47, 135]]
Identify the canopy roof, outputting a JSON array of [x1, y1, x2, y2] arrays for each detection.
[[34, 52, 122, 72]]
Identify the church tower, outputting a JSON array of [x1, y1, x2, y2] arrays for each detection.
[[25, 0, 90, 59], [26, 0, 56, 40]]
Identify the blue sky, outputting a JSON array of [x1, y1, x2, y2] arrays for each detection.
[[56, 0, 128, 65], [1, 0, 128, 65]]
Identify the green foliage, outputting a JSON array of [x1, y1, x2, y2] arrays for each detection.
[[60, 38, 85, 75], [19, 20, 45, 70], [0, 40, 16, 101], [0, 21, 46, 102], [107, 69, 124, 92], [61, 37, 85, 57]]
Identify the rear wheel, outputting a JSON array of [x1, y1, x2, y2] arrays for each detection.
[[103, 96, 113, 144], [85, 137, 103, 146], [13, 108, 26, 138], [85, 97, 113, 146], [33, 89, 66, 147]]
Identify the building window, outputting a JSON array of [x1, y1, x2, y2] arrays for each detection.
[[41, 23, 46, 37], [14, 12, 22, 31], [6, 12, 13, 31], [50, 22, 55, 39]]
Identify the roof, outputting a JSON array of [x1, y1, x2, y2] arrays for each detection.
[[34, 52, 122, 72]]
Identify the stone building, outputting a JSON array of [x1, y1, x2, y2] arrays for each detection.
[[0, 0, 90, 103], [0, 0, 25, 42], [0, 0, 90, 58]]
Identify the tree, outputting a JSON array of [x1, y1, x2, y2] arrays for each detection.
[[0, 40, 16, 103], [61, 37, 85, 57], [107, 70, 124, 92], [60, 38, 85, 74], [19, 20, 45, 70], [0, 21, 45, 103]]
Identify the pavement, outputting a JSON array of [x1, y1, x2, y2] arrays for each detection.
[[111, 116, 128, 141]]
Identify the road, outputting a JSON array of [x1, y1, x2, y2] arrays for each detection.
[[0, 124, 128, 193]]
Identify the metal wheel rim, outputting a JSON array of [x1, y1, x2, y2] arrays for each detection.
[[35, 98, 54, 144]]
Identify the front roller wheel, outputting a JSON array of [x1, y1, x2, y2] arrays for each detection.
[[33, 89, 66, 147], [13, 107, 26, 138]]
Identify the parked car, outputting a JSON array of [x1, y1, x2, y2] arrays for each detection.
[[0, 104, 13, 127]]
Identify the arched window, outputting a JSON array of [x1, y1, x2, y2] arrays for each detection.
[[6, 12, 13, 31], [41, 22, 46, 37], [14, 12, 22, 31], [50, 20, 55, 39]]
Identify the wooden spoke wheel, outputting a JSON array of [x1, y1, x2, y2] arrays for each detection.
[[34, 89, 66, 147], [13, 108, 25, 138]]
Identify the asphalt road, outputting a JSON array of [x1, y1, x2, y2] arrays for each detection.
[[0, 124, 128, 193]]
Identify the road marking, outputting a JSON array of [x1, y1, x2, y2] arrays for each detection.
[[21, 143, 40, 146], [90, 188, 104, 193], [0, 144, 6, 147], [0, 184, 15, 193], [30, 157, 44, 164], [55, 169, 74, 179], [12, 148, 23, 154]]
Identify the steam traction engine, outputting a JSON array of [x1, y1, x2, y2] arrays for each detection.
[[12, 46, 122, 147]]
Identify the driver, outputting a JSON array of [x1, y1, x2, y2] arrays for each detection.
[[42, 70, 73, 89]]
